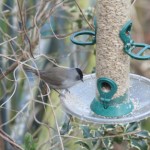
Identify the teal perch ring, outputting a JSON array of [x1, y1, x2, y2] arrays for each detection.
[[70, 30, 96, 46], [70, 17, 96, 46], [120, 20, 150, 60]]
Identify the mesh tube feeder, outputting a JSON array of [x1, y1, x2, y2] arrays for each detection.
[[61, 0, 150, 124], [90, 0, 132, 117]]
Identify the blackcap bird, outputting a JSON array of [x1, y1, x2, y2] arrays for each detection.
[[24, 66, 83, 89]]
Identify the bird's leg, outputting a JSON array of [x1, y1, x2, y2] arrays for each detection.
[[54, 88, 60, 94], [53, 89, 66, 98], [65, 89, 70, 93]]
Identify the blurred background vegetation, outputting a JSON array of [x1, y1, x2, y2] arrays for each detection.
[[0, 0, 150, 150]]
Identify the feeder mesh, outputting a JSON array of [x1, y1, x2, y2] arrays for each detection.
[[96, 0, 130, 98]]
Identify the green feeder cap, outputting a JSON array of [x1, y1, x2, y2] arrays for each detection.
[[90, 77, 134, 117]]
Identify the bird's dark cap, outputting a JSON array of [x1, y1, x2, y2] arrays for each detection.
[[75, 68, 83, 81]]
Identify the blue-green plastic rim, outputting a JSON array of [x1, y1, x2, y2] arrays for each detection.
[[90, 91, 134, 117], [119, 20, 132, 44], [70, 30, 96, 46], [120, 20, 150, 60], [125, 43, 150, 60], [90, 98, 134, 117]]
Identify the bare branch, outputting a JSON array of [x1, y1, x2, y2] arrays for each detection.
[[0, 129, 24, 150]]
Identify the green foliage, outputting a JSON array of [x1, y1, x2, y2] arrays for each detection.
[[102, 138, 113, 150], [113, 136, 123, 144], [68, 5, 95, 29], [70, 122, 150, 150], [130, 138, 148, 150], [128, 130, 150, 150], [136, 130, 150, 139], [1, 1, 150, 150], [125, 122, 139, 132], [23, 132, 37, 150], [80, 125, 93, 138], [75, 141, 90, 150], [60, 119, 72, 135]]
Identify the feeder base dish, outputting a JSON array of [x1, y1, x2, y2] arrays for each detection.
[[61, 74, 150, 124]]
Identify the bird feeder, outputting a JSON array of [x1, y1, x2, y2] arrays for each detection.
[[61, 0, 150, 124]]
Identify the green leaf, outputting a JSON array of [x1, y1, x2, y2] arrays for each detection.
[[69, 6, 77, 13], [91, 130, 103, 138], [103, 125, 115, 131], [131, 139, 148, 150], [115, 125, 125, 133], [95, 130, 103, 137], [92, 139, 98, 146], [60, 121, 72, 135], [75, 141, 90, 150], [76, 19, 82, 29], [23, 132, 37, 150], [136, 130, 150, 139], [90, 130, 103, 146], [113, 137, 123, 144], [126, 122, 139, 132], [102, 138, 112, 149], [80, 125, 92, 138]]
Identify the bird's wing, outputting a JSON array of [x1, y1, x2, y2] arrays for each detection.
[[39, 67, 71, 86]]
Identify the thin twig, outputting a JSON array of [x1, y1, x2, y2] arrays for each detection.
[[48, 95, 64, 150], [53, 129, 141, 141], [74, 0, 95, 30], [0, 129, 24, 150], [41, 28, 87, 39], [17, 0, 34, 58], [0, 55, 24, 80], [0, 99, 30, 127], [0, 37, 17, 46], [131, 0, 137, 5]]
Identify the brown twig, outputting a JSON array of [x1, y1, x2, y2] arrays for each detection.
[[0, 56, 24, 80], [131, 0, 137, 5], [51, 129, 141, 142], [17, 0, 34, 58], [0, 129, 24, 150], [41, 28, 86, 39], [74, 0, 95, 30]]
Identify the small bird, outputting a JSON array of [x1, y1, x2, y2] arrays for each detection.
[[24, 66, 83, 89]]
